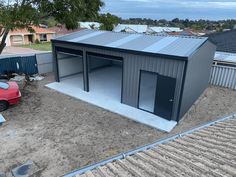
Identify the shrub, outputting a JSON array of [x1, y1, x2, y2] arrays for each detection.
[[35, 39, 40, 44]]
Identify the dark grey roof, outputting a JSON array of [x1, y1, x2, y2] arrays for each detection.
[[54, 29, 208, 58], [207, 30, 236, 53], [75, 115, 236, 177]]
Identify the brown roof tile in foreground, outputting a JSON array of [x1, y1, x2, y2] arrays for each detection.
[[76, 115, 236, 177]]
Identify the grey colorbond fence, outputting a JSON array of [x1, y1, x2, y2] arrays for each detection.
[[36, 52, 53, 74], [210, 64, 236, 90]]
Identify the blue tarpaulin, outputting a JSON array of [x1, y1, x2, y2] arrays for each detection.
[[0, 55, 38, 75]]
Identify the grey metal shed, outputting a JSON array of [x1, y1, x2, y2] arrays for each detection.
[[51, 29, 216, 122]]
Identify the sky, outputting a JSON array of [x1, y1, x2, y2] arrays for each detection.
[[101, 0, 236, 20]]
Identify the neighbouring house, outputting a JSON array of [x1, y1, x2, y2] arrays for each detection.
[[48, 29, 215, 132], [167, 29, 208, 37], [171, 29, 197, 36], [113, 24, 148, 33], [49, 24, 83, 38], [79, 22, 101, 30], [112, 24, 206, 36], [206, 30, 236, 91], [210, 30, 236, 66], [147, 26, 182, 34], [207, 29, 236, 53], [50, 22, 100, 37], [5, 26, 55, 46], [207, 29, 236, 63]]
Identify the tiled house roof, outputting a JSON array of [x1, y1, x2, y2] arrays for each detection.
[[75, 115, 236, 177], [207, 30, 236, 53], [49, 25, 83, 36], [10, 26, 55, 35]]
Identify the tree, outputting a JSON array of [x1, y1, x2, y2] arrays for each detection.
[[172, 18, 180, 23], [99, 13, 119, 31], [0, 0, 104, 54], [40, 17, 57, 28]]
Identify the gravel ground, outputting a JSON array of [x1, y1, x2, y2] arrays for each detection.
[[0, 73, 236, 177]]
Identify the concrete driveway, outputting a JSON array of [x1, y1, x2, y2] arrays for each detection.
[[2, 46, 45, 55]]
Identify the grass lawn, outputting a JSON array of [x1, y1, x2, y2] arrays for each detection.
[[18, 42, 52, 51]]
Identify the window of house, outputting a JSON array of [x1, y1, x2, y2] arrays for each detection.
[[39, 34, 47, 41]]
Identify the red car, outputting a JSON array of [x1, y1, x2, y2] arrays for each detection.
[[0, 81, 21, 111]]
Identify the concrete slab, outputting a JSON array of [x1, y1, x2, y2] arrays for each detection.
[[46, 81, 177, 132], [46, 67, 177, 132]]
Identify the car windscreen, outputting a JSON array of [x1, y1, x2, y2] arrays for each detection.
[[0, 82, 9, 89]]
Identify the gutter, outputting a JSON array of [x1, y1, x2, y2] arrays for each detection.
[[61, 113, 236, 177]]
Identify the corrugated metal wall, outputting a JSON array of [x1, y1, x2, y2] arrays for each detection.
[[53, 42, 185, 120], [0, 55, 38, 75], [123, 56, 185, 120], [210, 65, 236, 90], [179, 41, 216, 119]]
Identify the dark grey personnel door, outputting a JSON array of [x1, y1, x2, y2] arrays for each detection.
[[154, 75, 176, 120], [138, 70, 176, 120]]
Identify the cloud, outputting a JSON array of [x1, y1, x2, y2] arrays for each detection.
[[121, 0, 236, 9], [179, 1, 236, 9], [102, 0, 236, 20]]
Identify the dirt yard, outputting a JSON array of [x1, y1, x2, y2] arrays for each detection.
[[0, 73, 236, 177]]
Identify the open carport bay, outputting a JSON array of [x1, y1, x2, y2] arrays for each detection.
[[57, 51, 123, 101], [61, 66, 122, 101]]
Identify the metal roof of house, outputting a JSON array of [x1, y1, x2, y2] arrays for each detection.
[[214, 51, 236, 63], [54, 29, 208, 58], [148, 26, 182, 33], [79, 22, 101, 29], [113, 24, 148, 33], [69, 114, 236, 177]]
